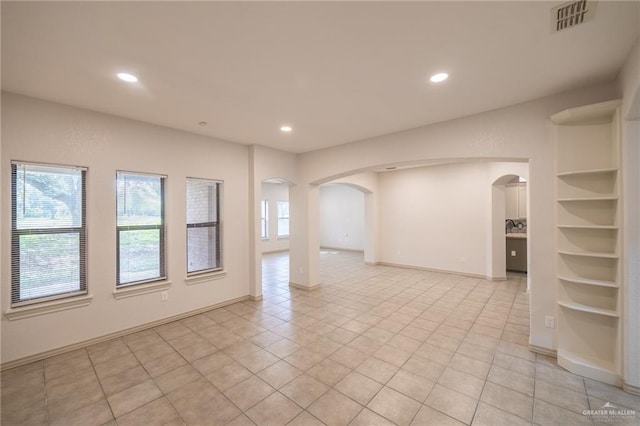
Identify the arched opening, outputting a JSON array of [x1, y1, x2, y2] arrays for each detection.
[[318, 182, 370, 275], [491, 173, 529, 285]]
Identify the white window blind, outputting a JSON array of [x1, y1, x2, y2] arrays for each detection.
[[11, 162, 87, 305], [186, 178, 222, 275], [277, 200, 289, 238], [116, 172, 166, 286]]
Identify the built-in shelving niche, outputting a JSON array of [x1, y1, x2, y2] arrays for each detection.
[[558, 227, 617, 255], [557, 199, 618, 227], [557, 171, 618, 200], [558, 254, 618, 284], [552, 99, 622, 387]]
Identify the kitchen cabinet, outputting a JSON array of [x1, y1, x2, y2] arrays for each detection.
[[505, 183, 527, 219], [506, 235, 527, 272]]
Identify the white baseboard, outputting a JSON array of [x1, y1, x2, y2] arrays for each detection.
[[377, 261, 489, 280], [262, 249, 289, 254], [1, 295, 250, 372], [320, 246, 364, 253], [289, 281, 321, 291], [623, 382, 640, 396], [529, 344, 557, 358]]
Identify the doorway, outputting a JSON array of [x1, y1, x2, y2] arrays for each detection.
[[491, 173, 529, 282], [261, 179, 291, 294]]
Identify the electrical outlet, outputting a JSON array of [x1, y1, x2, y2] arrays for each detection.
[[161, 291, 168, 302], [544, 316, 555, 328]]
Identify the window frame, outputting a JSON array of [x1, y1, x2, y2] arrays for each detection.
[[116, 171, 166, 287], [186, 177, 223, 276], [10, 161, 88, 307], [277, 200, 290, 238], [261, 199, 269, 240]]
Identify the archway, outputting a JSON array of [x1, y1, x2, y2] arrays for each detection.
[[319, 174, 379, 266], [491, 171, 530, 287]]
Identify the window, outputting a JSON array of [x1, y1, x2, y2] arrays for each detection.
[[116, 172, 165, 286], [186, 178, 222, 275], [11, 162, 87, 305], [277, 200, 289, 238], [261, 200, 269, 240]]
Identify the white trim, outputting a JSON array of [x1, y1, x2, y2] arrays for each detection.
[[185, 270, 227, 286], [5, 294, 93, 321], [186, 176, 223, 184], [377, 261, 489, 280], [529, 344, 558, 358], [320, 246, 364, 253], [490, 276, 508, 281], [10, 159, 88, 171], [289, 281, 320, 291], [1, 295, 250, 371], [551, 99, 622, 125], [623, 382, 640, 396], [262, 249, 289, 254], [116, 170, 168, 179], [113, 280, 171, 300]]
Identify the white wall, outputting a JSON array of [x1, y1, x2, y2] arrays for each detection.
[[326, 172, 379, 264], [1, 93, 250, 364], [618, 37, 640, 391], [248, 145, 297, 298], [261, 182, 289, 253], [378, 162, 489, 276], [319, 184, 365, 251], [292, 81, 618, 352]]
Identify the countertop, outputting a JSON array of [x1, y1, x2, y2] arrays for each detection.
[[506, 233, 527, 239]]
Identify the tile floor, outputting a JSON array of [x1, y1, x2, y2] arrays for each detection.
[[2, 250, 639, 425]]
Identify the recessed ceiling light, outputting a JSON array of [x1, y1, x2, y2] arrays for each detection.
[[429, 72, 448, 83], [117, 72, 138, 83], [280, 125, 292, 132]]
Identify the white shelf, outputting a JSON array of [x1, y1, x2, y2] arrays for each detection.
[[553, 99, 621, 387], [551, 99, 622, 125], [558, 300, 619, 318], [557, 225, 618, 230], [558, 250, 618, 259], [558, 275, 618, 288], [557, 196, 618, 202], [557, 350, 621, 387], [557, 168, 618, 177]]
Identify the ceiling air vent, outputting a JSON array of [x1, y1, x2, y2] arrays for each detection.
[[552, 0, 596, 32]]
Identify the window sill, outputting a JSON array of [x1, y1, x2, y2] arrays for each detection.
[[113, 280, 171, 300], [185, 270, 227, 286], [5, 294, 93, 321], [277, 237, 290, 240]]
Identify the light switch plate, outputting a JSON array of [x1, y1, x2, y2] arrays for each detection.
[[545, 316, 555, 328]]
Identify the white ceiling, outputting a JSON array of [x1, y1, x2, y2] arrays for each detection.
[[2, 1, 638, 153]]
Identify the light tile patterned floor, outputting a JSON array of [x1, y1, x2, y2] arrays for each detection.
[[2, 250, 639, 425]]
